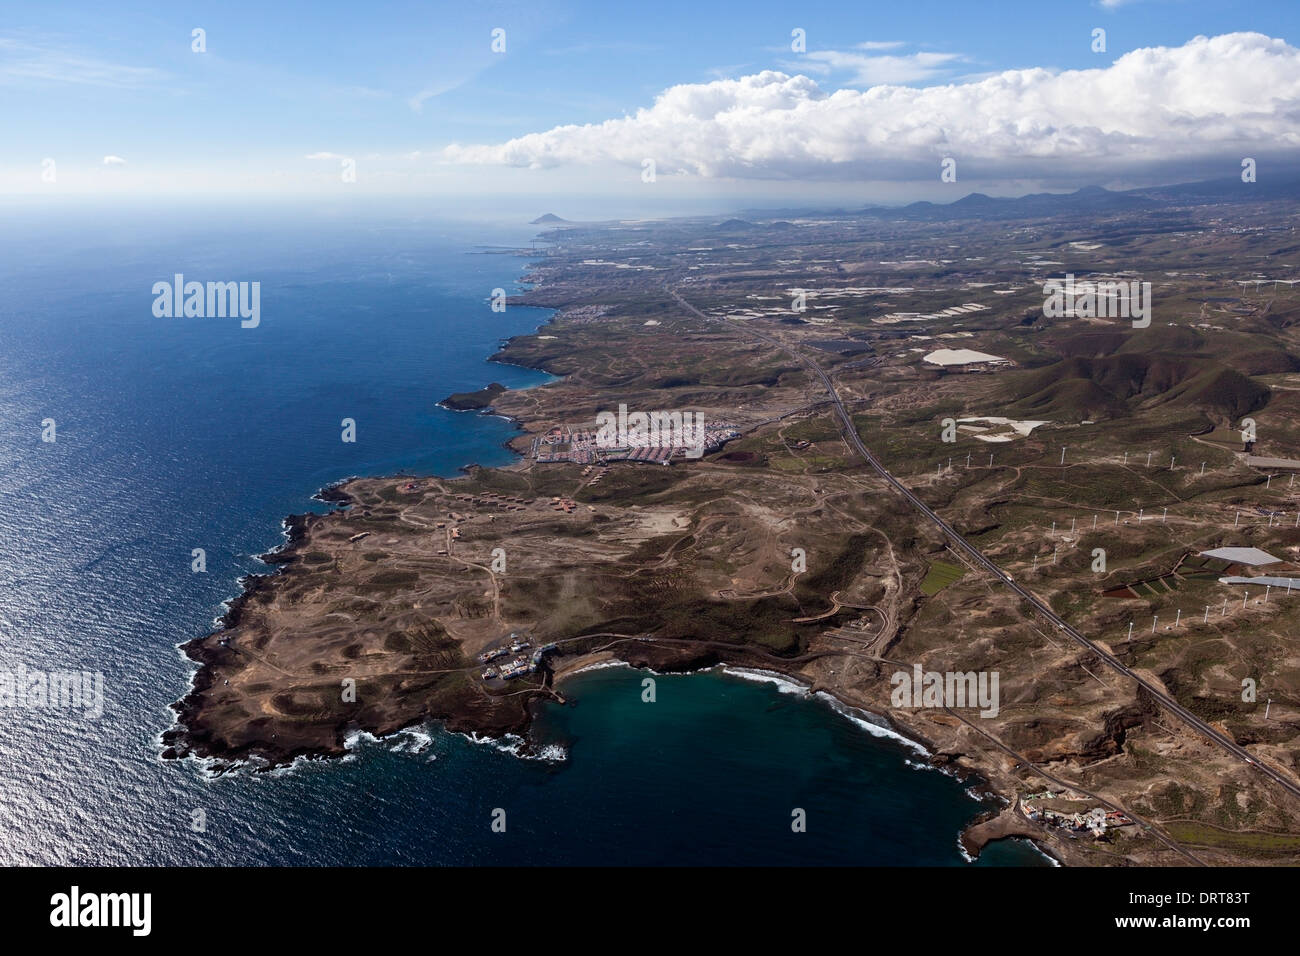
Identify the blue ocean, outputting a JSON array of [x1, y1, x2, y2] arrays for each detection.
[[0, 203, 1047, 865]]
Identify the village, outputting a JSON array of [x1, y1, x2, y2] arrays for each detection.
[[1020, 791, 1134, 839], [532, 419, 740, 465]]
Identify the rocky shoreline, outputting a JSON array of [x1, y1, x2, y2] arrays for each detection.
[[158, 243, 1067, 863], [439, 382, 508, 412]]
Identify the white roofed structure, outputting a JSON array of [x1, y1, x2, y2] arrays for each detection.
[[923, 348, 1007, 367], [1200, 547, 1282, 566]]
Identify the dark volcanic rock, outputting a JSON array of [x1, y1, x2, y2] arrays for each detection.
[[441, 382, 507, 411]]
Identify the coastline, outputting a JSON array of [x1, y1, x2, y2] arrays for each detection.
[[548, 654, 1059, 863], [162, 265, 563, 769], [161, 240, 1063, 864]]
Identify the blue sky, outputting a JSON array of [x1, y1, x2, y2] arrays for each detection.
[[3, 0, 1298, 208]]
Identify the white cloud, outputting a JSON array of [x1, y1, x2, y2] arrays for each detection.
[[443, 33, 1300, 182], [102, 155, 126, 166], [304, 152, 347, 160]]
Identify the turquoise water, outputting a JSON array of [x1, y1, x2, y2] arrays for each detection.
[[521, 666, 1048, 865], [0, 203, 1048, 865]]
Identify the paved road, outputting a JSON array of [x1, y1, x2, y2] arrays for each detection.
[[670, 288, 1300, 803]]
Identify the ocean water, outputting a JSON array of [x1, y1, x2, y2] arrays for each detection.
[[0, 204, 1047, 865]]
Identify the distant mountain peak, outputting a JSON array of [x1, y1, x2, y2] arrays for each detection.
[[531, 213, 569, 224]]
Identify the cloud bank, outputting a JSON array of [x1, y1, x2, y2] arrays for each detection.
[[443, 33, 1300, 182]]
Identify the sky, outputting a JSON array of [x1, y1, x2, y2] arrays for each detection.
[[2, 0, 1299, 213]]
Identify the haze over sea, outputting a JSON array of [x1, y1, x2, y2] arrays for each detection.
[[0, 204, 1046, 865]]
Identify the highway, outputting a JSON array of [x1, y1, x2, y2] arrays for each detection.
[[670, 288, 1300, 803]]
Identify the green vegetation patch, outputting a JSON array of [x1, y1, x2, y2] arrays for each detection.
[[1164, 821, 1300, 854], [920, 559, 966, 596]]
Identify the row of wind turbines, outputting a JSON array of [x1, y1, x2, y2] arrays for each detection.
[[1236, 278, 1299, 291]]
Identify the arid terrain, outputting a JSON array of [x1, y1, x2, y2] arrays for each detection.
[[166, 182, 1300, 866]]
